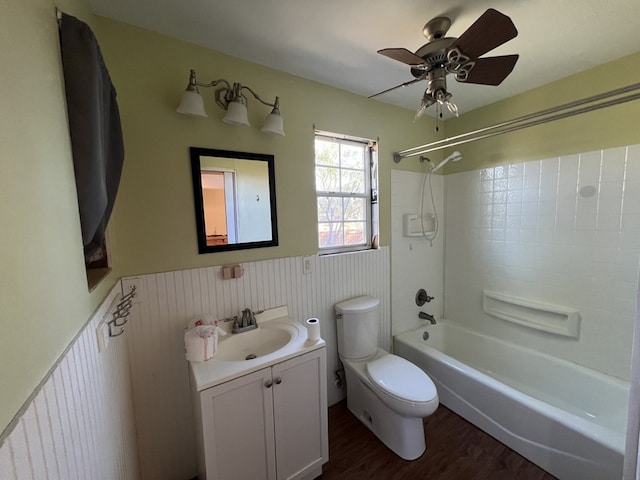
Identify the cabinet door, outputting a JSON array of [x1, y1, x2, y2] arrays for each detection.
[[200, 368, 277, 480], [272, 349, 328, 480]]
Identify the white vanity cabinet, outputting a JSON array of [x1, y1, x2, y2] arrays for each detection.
[[195, 347, 328, 480]]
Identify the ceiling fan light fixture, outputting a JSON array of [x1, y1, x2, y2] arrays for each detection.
[[371, 8, 519, 121]]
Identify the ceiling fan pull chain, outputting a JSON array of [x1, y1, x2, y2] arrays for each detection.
[[434, 103, 441, 132]]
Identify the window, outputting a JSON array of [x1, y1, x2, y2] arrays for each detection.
[[314, 131, 378, 254]]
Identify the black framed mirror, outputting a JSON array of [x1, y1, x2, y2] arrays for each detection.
[[190, 147, 278, 253]]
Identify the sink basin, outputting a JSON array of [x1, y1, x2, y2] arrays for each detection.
[[190, 306, 326, 391], [215, 323, 294, 361]]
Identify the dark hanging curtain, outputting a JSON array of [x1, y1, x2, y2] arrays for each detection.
[[59, 13, 124, 261]]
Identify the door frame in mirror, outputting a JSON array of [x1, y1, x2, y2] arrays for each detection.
[[190, 147, 279, 254]]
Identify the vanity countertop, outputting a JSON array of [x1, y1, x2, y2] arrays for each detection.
[[189, 306, 325, 392]]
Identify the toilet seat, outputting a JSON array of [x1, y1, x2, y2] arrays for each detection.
[[366, 354, 437, 406]]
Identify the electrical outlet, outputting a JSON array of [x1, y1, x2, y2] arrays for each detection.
[[121, 277, 144, 303], [96, 322, 110, 353], [303, 256, 313, 275]]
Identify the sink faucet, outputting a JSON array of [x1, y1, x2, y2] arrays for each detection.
[[231, 308, 258, 334], [419, 311, 436, 324]]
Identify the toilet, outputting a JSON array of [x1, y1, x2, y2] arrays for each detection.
[[335, 296, 438, 460]]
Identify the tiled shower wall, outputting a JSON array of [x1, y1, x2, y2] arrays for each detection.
[[444, 144, 640, 380], [125, 248, 390, 480], [0, 284, 140, 480]]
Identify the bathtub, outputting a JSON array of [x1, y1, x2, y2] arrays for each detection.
[[394, 321, 629, 480]]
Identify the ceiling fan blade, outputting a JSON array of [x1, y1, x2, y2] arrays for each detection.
[[368, 77, 425, 98], [377, 48, 425, 66], [458, 55, 519, 85], [450, 8, 518, 60]]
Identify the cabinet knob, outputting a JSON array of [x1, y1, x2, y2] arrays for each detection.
[[274, 377, 282, 385], [265, 380, 273, 388]]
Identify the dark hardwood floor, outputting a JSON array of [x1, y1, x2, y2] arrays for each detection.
[[322, 401, 557, 480]]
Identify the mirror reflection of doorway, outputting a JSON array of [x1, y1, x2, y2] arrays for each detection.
[[201, 170, 237, 246]]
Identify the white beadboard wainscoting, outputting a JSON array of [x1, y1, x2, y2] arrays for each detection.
[[125, 248, 390, 480], [0, 283, 140, 480]]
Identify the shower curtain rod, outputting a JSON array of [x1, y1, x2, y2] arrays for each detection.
[[393, 81, 640, 162]]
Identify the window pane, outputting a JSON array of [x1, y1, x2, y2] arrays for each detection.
[[341, 169, 365, 193], [318, 222, 343, 247], [343, 197, 365, 221], [341, 144, 364, 170], [316, 166, 340, 192], [344, 222, 365, 245], [317, 196, 343, 222], [315, 139, 339, 166]]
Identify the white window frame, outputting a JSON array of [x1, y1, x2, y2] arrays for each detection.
[[314, 130, 378, 255]]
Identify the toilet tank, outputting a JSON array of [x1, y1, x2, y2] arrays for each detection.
[[335, 296, 380, 360]]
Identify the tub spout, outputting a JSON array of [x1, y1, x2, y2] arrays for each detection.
[[419, 311, 436, 324]]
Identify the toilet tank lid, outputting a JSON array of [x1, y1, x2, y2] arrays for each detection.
[[335, 296, 380, 314]]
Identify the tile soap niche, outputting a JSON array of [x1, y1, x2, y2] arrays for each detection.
[[403, 213, 435, 237]]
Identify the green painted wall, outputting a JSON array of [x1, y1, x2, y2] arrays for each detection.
[[94, 17, 440, 277], [442, 52, 640, 174], [0, 0, 120, 435]]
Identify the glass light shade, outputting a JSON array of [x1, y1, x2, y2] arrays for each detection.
[[176, 90, 208, 117], [261, 112, 285, 136], [222, 101, 250, 127]]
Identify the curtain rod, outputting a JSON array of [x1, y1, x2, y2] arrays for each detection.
[[393, 81, 640, 162]]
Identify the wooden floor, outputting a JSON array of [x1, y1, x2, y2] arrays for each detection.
[[321, 401, 557, 480]]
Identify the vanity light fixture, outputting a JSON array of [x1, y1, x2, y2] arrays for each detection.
[[176, 69, 285, 136]]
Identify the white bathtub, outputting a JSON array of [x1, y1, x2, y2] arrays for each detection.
[[394, 321, 629, 480]]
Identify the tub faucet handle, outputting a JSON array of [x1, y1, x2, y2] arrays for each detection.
[[416, 289, 435, 306], [419, 311, 437, 325]]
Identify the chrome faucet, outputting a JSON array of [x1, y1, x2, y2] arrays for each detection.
[[419, 311, 436, 324], [232, 308, 258, 333]]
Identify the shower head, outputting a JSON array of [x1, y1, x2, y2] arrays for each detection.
[[426, 151, 463, 173]]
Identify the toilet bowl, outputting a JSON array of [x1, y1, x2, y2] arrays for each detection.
[[335, 296, 439, 460]]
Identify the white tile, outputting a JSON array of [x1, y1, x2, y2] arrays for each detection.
[[595, 230, 621, 248], [493, 204, 506, 216], [620, 228, 640, 250], [579, 150, 602, 185], [507, 189, 523, 203], [622, 214, 640, 232], [601, 146, 627, 182], [556, 197, 576, 217], [559, 154, 579, 179], [481, 168, 494, 181], [524, 174, 540, 191], [625, 144, 640, 183], [597, 214, 622, 232], [506, 203, 522, 216], [493, 191, 507, 204], [521, 215, 538, 230], [598, 187, 623, 215], [508, 163, 524, 177], [523, 159, 541, 177], [494, 165, 507, 179], [481, 179, 493, 193], [494, 178, 508, 191]]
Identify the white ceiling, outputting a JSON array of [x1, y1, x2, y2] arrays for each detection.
[[88, 0, 640, 117]]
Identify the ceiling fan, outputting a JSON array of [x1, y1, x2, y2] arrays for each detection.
[[371, 8, 519, 125]]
